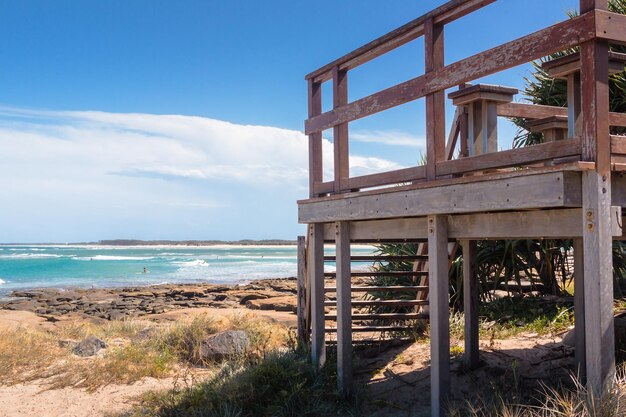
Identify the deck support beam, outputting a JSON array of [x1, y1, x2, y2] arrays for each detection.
[[582, 172, 615, 394], [428, 215, 450, 417], [335, 221, 353, 394], [462, 240, 479, 370], [573, 238, 586, 381], [309, 223, 326, 369]]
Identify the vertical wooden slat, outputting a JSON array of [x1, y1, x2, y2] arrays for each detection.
[[485, 102, 498, 153], [296, 236, 307, 345], [573, 238, 586, 380], [333, 67, 349, 193], [308, 80, 323, 197], [335, 221, 352, 394], [425, 18, 445, 179], [462, 239, 479, 370], [582, 171, 615, 395], [428, 215, 450, 417], [445, 107, 461, 160], [459, 107, 469, 158], [309, 223, 326, 369], [567, 73, 582, 138]]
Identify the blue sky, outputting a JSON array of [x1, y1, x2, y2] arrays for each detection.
[[0, 0, 579, 242]]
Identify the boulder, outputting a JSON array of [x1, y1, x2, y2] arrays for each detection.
[[199, 330, 250, 361], [73, 335, 107, 357]]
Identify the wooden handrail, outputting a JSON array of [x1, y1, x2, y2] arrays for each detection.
[[436, 139, 582, 176], [305, 11, 597, 135], [498, 102, 626, 127], [305, 0, 496, 83]]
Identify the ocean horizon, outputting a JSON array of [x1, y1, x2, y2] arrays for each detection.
[[0, 243, 375, 297]]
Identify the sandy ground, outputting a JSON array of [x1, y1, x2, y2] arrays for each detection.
[[0, 308, 576, 417], [0, 378, 174, 417], [0, 306, 297, 417]]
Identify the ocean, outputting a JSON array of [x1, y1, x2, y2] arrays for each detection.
[[0, 244, 376, 297]]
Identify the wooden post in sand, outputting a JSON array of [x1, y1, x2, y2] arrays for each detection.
[[462, 239, 479, 370], [335, 221, 352, 394], [579, 0, 615, 394], [309, 224, 326, 369], [429, 215, 450, 417], [296, 235, 307, 345]]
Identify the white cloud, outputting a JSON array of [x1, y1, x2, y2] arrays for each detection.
[[351, 130, 425, 148], [0, 106, 403, 241]]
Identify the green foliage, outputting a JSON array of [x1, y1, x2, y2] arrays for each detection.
[[132, 350, 360, 417]]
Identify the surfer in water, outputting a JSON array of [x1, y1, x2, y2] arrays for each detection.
[[143, 267, 148, 274]]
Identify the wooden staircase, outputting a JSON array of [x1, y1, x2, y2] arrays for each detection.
[[296, 235, 457, 340]]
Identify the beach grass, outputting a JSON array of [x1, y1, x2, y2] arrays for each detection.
[[449, 369, 626, 417], [0, 312, 289, 391]]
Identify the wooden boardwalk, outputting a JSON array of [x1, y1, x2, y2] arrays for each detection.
[[297, 1, 626, 416]]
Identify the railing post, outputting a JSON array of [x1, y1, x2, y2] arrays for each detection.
[[424, 18, 445, 179], [308, 79, 323, 198], [579, 0, 614, 397], [332, 67, 349, 193]]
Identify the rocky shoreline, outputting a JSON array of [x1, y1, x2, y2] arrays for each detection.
[[0, 278, 300, 322]]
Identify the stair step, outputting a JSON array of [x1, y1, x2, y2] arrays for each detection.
[[324, 285, 428, 292], [325, 313, 428, 321], [323, 271, 428, 277], [324, 299, 428, 307], [325, 326, 417, 333]]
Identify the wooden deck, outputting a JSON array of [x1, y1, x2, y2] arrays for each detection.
[[298, 0, 626, 415]]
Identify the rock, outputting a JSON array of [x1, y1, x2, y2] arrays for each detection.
[[246, 295, 297, 312], [73, 335, 107, 357], [108, 310, 127, 320], [199, 330, 250, 361], [58, 339, 78, 349]]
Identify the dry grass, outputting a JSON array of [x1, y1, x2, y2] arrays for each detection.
[[0, 312, 289, 392], [450, 370, 626, 417]]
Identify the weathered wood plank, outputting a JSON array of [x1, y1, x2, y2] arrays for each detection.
[[462, 240, 479, 370], [324, 299, 429, 307], [429, 215, 450, 417], [325, 286, 430, 292], [309, 224, 326, 369], [321, 208, 622, 241], [299, 172, 581, 223], [436, 139, 581, 176], [611, 135, 626, 154], [308, 80, 323, 197], [296, 236, 307, 344], [446, 107, 462, 160], [595, 10, 626, 46], [333, 68, 349, 193], [326, 313, 429, 321], [305, 13, 596, 135], [305, 0, 496, 83], [581, 38, 610, 173], [573, 238, 586, 380], [497, 103, 626, 128], [425, 18, 445, 179], [582, 171, 615, 395], [342, 165, 426, 191], [335, 222, 352, 394]]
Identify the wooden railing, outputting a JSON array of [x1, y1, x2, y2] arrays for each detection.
[[305, 0, 626, 198]]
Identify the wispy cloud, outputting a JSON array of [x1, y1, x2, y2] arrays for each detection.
[[0, 106, 403, 241], [351, 130, 425, 148]]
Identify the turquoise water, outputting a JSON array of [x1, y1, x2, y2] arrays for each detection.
[[0, 244, 375, 296]]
